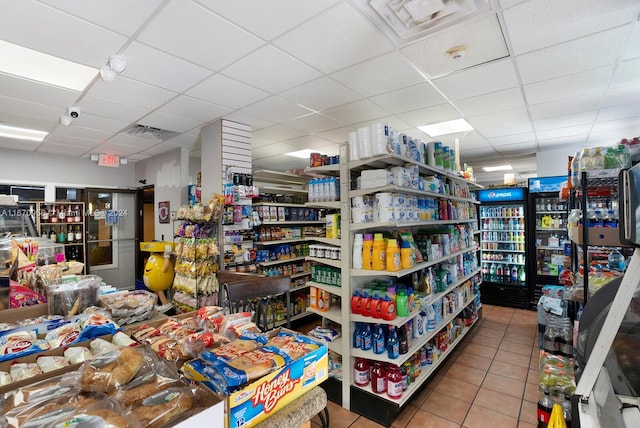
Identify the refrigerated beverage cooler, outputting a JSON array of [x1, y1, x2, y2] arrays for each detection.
[[527, 176, 571, 306], [477, 187, 530, 309]]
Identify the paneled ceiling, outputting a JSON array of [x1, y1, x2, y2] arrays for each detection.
[[1, 0, 639, 184]]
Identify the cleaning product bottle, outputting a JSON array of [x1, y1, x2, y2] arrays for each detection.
[[400, 240, 414, 269], [362, 234, 374, 270], [372, 324, 386, 354], [381, 295, 396, 321], [360, 291, 372, 317], [353, 233, 364, 269], [372, 233, 386, 270], [372, 293, 383, 319], [351, 290, 362, 314], [353, 358, 370, 387], [396, 288, 409, 317], [387, 325, 399, 359], [361, 323, 372, 351], [353, 322, 362, 348], [386, 238, 401, 272]]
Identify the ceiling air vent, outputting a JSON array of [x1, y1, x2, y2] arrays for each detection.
[[353, 0, 492, 45], [122, 124, 180, 141]]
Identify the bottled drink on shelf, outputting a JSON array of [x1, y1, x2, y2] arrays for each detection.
[[591, 146, 604, 169], [537, 390, 553, 427], [386, 365, 403, 399], [371, 362, 386, 394], [489, 263, 497, 281], [67, 226, 74, 243], [511, 265, 518, 282], [74, 205, 81, 222], [353, 358, 370, 387], [604, 146, 617, 169], [49, 228, 57, 242], [579, 147, 592, 172], [617, 144, 631, 169], [75, 225, 82, 241], [496, 264, 504, 282], [518, 265, 526, 282]]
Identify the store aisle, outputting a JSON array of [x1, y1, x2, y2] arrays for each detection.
[[311, 305, 541, 428]]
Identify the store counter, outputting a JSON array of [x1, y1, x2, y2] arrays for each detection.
[[254, 386, 328, 428]]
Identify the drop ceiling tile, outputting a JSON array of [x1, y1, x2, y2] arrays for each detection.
[[0, 73, 80, 108], [37, 141, 94, 156], [499, 0, 527, 8], [252, 142, 299, 159], [88, 77, 177, 109], [50, 126, 113, 143], [137, 0, 263, 71], [0, 112, 54, 134], [455, 88, 525, 117], [538, 135, 588, 148], [533, 110, 598, 132], [536, 124, 593, 140], [480, 120, 533, 138], [502, 0, 639, 55], [72, 113, 130, 133], [370, 83, 446, 114], [621, 23, 640, 60], [371, 116, 413, 134], [0, 137, 41, 151], [323, 100, 389, 124], [317, 125, 354, 143], [516, 26, 628, 85], [252, 125, 306, 146], [280, 77, 361, 112], [402, 14, 508, 79], [330, 52, 426, 98], [602, 84, 640, 107], [197, 0, 340, 40], [488, 132, 536, 146], [165, 133, 200, 148], [187, 74, 269, 109], [273, 2, 394, 74], [494, 140, 538, 153], [523, 66, 613, 105], [459, 146, 498, 157], [398, 103, 460, 128], [610, 57, 640, 88], [222, 45, 321, 94], [240, 96, 314, 123], [136, 141, 183, 157], [528, 94, 603, 120], [120, 42, 212, 92], [598, 102, 640, 122], [222, 111, 274, 130], [43, 133, 101, 148], [104, 134, 161, 150], [467, 107, 530, 130], [40, 0, 164, 36], [432, 58, 519, 101], [0, 1, 126, 67], [138, 111, 203, 133], [0, 95, 63, 122], [158, 96, 232, 124], [588, 128, 640, 146], [282, 135, 339, 154], [78, 95, 150, 123], [286, 113, 342, 134], [591, 116, 640, 135]]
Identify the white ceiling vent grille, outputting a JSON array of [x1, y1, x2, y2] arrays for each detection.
[[122, 124, 180, 141], [353, 0, 492, 45]]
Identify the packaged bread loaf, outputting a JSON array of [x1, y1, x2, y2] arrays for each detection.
[[79, 347, 145, 393], [130, 386, 194, 428]]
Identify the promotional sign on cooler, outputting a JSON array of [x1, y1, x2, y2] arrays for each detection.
[[477, 187, 526, 203]]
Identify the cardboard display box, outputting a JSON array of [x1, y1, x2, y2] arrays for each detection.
[[572, 226, 623, 246], [182, 328, 329, 428]]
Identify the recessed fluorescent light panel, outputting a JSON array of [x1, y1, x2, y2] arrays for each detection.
[[0, 124, 48, 142], [0, 40, 97, 91], [418, 118, 473, 137], [483, 164, 512, 172], [285, 149, 317, 158]]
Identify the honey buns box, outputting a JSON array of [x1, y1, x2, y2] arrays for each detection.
[[182, 328, 328, 428]]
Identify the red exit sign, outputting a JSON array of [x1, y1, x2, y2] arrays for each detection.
[[98, 153, 120, 167]]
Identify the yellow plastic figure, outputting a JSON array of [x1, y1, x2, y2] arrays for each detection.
[[140, 242, 174, 305]]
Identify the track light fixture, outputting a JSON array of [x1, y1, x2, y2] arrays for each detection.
[[100, 55, 127, 83]]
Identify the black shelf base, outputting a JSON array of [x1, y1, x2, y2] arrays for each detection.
[[480, 282, 530, 309], [319, 376, 342, 405]]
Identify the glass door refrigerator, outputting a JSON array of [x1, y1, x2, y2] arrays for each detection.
[[527, 176, 571, 306], [477, 187, 530, 309]]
